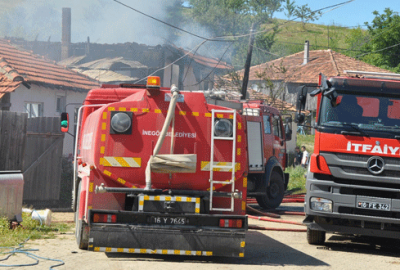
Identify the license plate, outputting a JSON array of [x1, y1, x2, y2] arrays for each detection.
[[150, 216, 187, 225], [357, 201, 390, 211]]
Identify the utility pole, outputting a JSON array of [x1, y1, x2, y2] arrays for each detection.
[[241, 23, 256, 100], [327, 25, 330, 49]]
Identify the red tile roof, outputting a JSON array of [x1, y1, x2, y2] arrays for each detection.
[[0, 39, 99, 95], [171, 46, 233, 70], [239, 49, 392, 85]]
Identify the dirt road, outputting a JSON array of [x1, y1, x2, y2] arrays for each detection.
[[4, 204, 400, 269]]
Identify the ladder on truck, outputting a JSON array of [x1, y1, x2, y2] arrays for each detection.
[[209, 109, 237, 212]]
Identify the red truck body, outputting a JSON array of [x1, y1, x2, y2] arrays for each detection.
[[66, 79, 290, 257], [297, 71, 400, 244]]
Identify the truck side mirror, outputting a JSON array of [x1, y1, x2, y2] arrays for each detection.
[[295, 112, 305, 124], [323, 88, 338, 107], [296, 85, 307, 111], [60, 112, 69, 133]]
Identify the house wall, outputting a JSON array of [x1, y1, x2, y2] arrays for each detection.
[[9, 84, 88, 157], [182, 64, 200, 91], [251, 80, 319, 112]]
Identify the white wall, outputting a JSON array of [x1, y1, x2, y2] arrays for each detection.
[[9, 84, 88, 157]]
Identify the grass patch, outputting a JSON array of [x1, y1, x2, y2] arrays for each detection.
[[286, 134, 315, 194], [296, 134, 315, 153], [285, 165, 307, 194], [0, 213, 72, 247]]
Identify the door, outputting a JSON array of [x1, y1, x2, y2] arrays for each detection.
[[271, 116, 285, 165]]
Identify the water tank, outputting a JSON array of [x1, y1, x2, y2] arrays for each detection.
[[0, 171, 24, 222]]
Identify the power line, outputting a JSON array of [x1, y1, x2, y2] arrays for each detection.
[[274, 41, 365, 52], [183, 43, 234, 88], [355, 42, 400, 58], [213, 0, 355, 41], [114, 0, 355, 43], [132, 0, 356, 84], [112, 0, 228, 42], [134, 39, 210, 83]]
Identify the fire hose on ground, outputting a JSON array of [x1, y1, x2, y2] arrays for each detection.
[[0, 238, 64, 269], [246, 194, 307, 232]]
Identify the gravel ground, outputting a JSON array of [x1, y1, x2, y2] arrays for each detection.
[[3, 203, 400, 269]]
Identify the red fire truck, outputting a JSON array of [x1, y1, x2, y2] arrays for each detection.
[[61, 76, 291, 257], [296, 71, 400, 245]]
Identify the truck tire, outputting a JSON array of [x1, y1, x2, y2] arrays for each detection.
[[75, 181, 89, 249], [256, 171, 284, 209], [307, 227, 326, 245]]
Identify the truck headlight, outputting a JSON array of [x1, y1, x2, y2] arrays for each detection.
[[110, 112, 132, 134], [214, 119, 233, 137], [310, 197, 332, 212]]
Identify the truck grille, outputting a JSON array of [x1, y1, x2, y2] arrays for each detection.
[[321, 152, 400, 183], [341, 166, 400, 178], [338, 206, 400, 219], [336, 152, 400, 166]]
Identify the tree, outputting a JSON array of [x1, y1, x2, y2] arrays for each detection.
[[186, 0, 284, 66], [294, 4, 320, 29], [362, 8, 400, 71], [283, 0, 296, 20]]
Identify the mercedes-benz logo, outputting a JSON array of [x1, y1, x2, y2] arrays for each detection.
[[367, 156, 385, 175]]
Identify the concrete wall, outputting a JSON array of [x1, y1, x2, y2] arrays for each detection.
[[9, 84, 88, 157]]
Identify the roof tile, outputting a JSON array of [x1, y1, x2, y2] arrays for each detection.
[[0, 39, 99, 92], [239, 49, 392, 85]]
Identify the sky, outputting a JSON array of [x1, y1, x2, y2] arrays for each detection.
[[275, 0, 399, 28], [0, 0, 398, 45]]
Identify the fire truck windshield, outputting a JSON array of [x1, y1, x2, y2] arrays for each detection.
[[319, 91, 400, 134]]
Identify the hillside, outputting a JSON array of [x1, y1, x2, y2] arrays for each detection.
[[275, 19, 364, 57]]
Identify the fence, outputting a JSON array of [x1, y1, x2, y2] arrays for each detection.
[[0, 111, 66, 208], [0, 111, 27, 171]]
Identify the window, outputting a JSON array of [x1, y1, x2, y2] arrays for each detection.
[[56, 96, 66, 112], [24, 102, 43, 118], [263, 115, 271, 134], [272, 117, 282, 138]]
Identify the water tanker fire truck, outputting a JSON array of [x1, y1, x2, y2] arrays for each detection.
[[61, 76, 291, 257], [296, 71, 400, 245]]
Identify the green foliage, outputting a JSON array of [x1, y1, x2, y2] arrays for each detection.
[[365, 8, 400, 69], [0, 213, 72, 247], [186, 0, 284, 67], [283, 0, 296, 20], [345, 8, 400, 72], [285, 165, 307, 193], [285, 134, 315, 193], [294, 4, 321, 29], [296, 134, 314, 153]]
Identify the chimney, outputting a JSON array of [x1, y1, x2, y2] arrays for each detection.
[[303, 40, 309, 65], [85, 36, 90, 55], [61, 8, 71, 60]]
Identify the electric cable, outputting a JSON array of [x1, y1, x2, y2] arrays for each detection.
[[355, 42, 400, 58], [183, 42, 234, 88], [114, 0, 355, 42], [113, 0, 226, 41], [131, 0, 355, 85]]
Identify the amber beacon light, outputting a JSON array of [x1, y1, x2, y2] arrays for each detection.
[[146, 76, 161, 89]]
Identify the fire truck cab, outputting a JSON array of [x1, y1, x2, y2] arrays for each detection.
[[296, 71, 400, 245]]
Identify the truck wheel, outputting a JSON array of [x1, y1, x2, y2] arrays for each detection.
[[307, 227, 326, 245], [75, 181, 89, 249], [256, 171, 284, 209]]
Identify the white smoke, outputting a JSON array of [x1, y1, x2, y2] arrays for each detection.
[[0, 0, 232, 63], [0, 0, 177, 45]]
